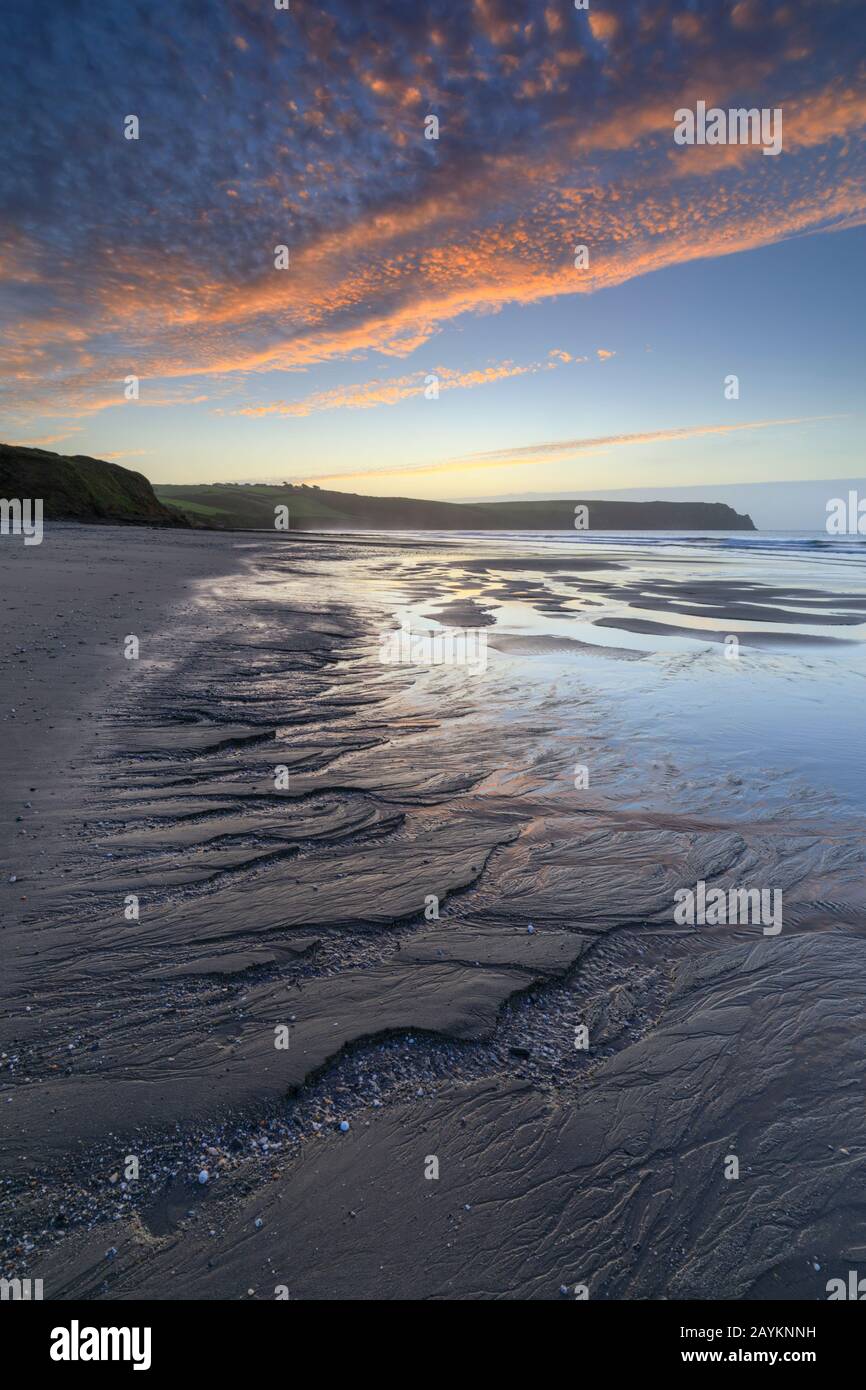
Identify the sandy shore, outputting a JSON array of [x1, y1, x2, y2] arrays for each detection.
[[0, 524, 245, 930], [3, 524, 866, 1300]]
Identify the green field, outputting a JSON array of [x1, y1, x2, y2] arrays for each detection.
[[154, 482, 756, 532]]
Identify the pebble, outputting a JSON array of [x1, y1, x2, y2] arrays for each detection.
[[198, 1170, 209, 1185], [339, 1120, 350, 1132]]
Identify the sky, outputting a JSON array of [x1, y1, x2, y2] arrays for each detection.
[[0, 0, 864, 501]]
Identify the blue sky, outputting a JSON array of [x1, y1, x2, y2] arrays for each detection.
[[0, 0, 863, 499]]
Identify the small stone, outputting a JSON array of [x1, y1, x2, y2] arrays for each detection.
[[198, 1170, 209, 1184], [339, 1120, 350, 1132]]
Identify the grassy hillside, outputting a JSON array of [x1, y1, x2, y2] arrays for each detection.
[[1, 444, 186, 525], [155, 481, 756, 531]]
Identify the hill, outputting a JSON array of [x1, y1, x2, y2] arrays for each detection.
[[154, 481, 756, 531], [0, 444, 186, 526]]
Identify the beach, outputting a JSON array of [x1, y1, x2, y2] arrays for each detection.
[[3, 523, 866, 1299]]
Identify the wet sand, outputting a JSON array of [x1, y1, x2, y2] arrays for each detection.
[[3, 525, 866, 1300]]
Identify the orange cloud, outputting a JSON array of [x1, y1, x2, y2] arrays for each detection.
[[3, 69, 864, 429], [9, 429, 82, 447], [588, 12, 620, 43], [233, 353, 589, 417], [299, 415, 844, 485]]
